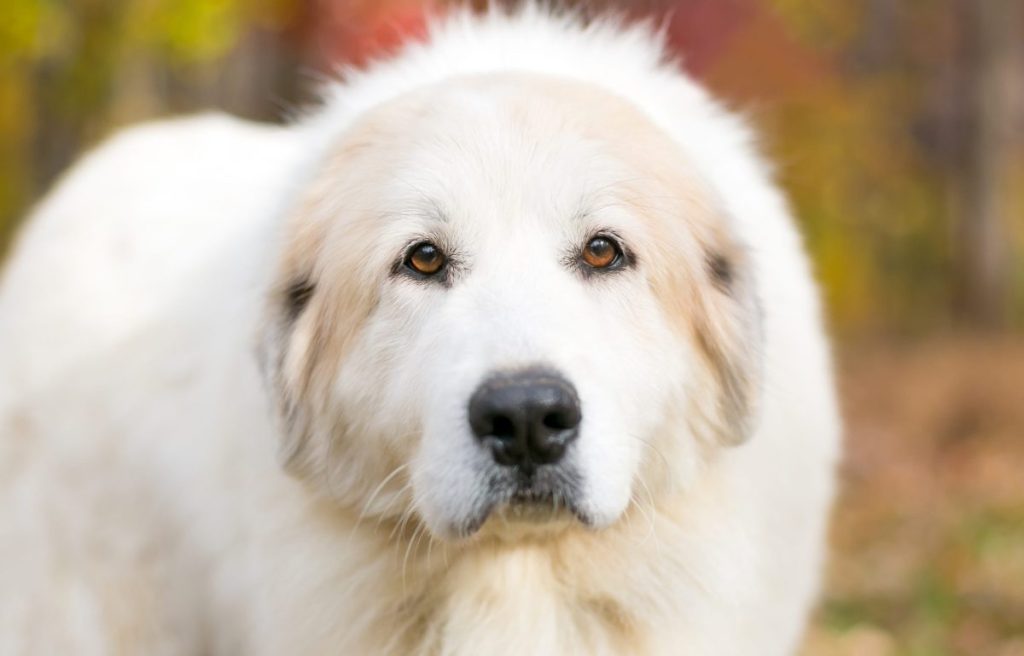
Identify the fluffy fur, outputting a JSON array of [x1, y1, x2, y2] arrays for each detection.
[[0, 7, 840, 655]]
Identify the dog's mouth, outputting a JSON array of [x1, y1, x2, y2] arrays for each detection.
[[503, 489, 585, 522], [459, 469, 590, 538]]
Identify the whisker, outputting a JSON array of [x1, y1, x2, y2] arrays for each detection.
[[354, 464, 409, 533], [390, 503, 417, 543], [402, 522, 427, 595], [376, 480, 416, 532], [634, 475, 665, 558], [628, 432, 676, 498]]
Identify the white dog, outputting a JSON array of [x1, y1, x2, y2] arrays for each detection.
[[0, 7, 840, 655]]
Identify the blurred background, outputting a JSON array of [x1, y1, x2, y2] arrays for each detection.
[[1, 0, 1021, 653]]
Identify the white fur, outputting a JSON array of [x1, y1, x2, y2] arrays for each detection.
[[0, 8, 839, 655]]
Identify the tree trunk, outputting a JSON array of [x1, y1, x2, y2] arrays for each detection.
[[954, 0, 1022, 328]]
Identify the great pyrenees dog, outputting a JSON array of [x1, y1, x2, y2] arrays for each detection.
[[0, 7, 839, 656]]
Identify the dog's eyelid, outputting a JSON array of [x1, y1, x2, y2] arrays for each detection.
[[574, 230, 633, 276], [406, 241, 446, 274], [392, 237, 459, 285]]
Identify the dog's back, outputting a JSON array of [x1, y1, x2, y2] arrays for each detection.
[[0, 114, 306, 654]]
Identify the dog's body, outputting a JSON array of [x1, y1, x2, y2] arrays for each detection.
[[0, 9, 839, 656]]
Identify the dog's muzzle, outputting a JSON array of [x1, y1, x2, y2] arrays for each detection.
[[459, 367, 590, 532]]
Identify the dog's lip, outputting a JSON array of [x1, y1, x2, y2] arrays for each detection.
[[457, 489, 591, 539], [502, 495, 578, 523], [509, 488, 560, 504]]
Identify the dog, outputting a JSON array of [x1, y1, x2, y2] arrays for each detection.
[[0, 7, 840, 655]]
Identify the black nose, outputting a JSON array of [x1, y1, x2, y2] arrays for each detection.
[[468, 369, 582, 471]]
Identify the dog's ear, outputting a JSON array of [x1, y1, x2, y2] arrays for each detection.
[[257, 267, 323, 476], [256, 204, 379, 478], [255, 112, 401, 478], [649, 211, 764, 448], [689, 232, 764, 446]]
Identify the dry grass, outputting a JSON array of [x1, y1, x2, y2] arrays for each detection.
[[801, 336, 1024, 655]]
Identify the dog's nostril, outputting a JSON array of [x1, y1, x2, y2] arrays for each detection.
[[542, 411, 577, 431], [468, 368, 581, 469], [491, 415, 517, 439]]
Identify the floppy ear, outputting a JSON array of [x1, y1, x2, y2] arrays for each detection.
[[255, 107, 409, 479], [255, 190, 379, 479], [648, 209, 764, 448], [688, 229, 764, 446], [257, 263, 325, 477]]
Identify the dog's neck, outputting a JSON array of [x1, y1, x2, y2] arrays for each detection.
[[362, 517, 645, 655], [301, 490, 744, 656], [250, 463, 748, 655]]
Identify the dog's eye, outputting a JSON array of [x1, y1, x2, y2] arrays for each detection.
[[581, 236, 623, 270], [405, 242, 447, 276]]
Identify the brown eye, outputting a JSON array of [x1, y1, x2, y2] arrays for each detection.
[[581, 236, 621, 269], [405, 242, 447, 276]]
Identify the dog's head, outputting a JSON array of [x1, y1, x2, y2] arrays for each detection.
[[259, 74, 762, 540]]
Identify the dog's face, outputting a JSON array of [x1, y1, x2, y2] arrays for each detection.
[[260, 75, 762, 540]]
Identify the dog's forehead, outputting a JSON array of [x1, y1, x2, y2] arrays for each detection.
[[353, 73, 675, 226]]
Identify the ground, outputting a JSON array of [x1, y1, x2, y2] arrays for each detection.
[[801, 337, 1024, 656]]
